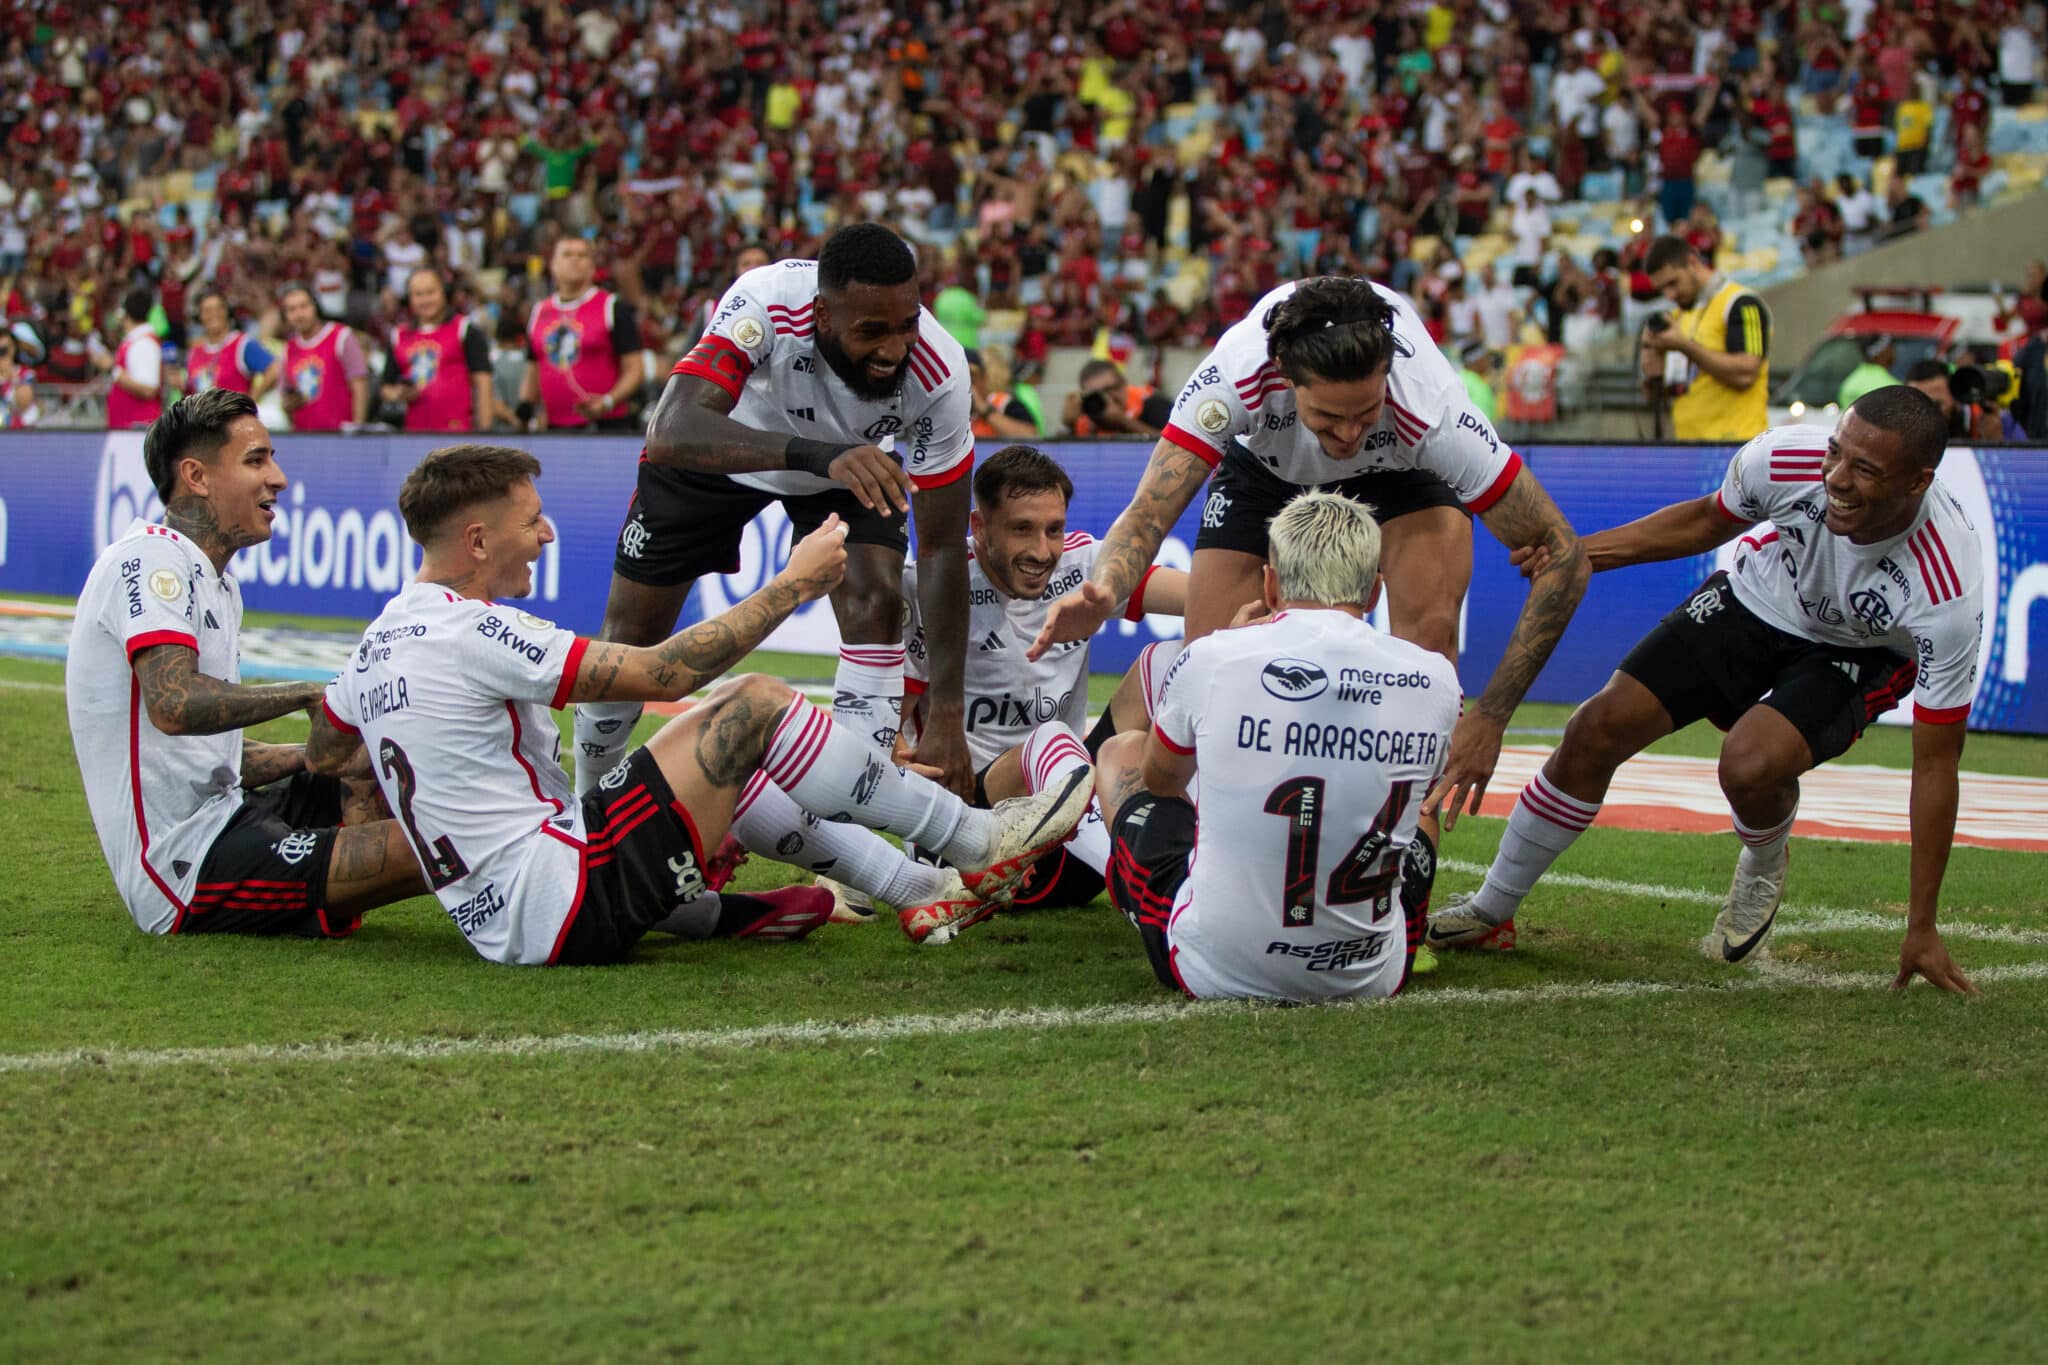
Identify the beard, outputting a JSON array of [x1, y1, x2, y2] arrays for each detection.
[[817, 328, 907, 402]]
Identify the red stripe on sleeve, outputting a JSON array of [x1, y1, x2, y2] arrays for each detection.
[[552, 636, 591, 710], [1465, 451, 1524, 515], [902, 677, 928, 697], [126, 629, 198, 660], [1125, 565, 1160, 621], [320, 695, 358, 736], [1152, 722, 1194, 755], [1913, 701, 1970, 725], [1713, 491, 1749, 523], [1160, 423, 1224, 466]]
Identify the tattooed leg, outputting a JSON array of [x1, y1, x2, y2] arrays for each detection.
[[324, 821, 429, 913]]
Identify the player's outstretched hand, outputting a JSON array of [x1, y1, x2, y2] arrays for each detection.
[[829, 444, 914, 515], [1894, 926, 1979, 995], [911, 720, 977, 801], [1027, 580, 1116, 661], [781, 514, 849, 602], [1425, 710, 1508, 832], [1508, 543, 1554, 580]]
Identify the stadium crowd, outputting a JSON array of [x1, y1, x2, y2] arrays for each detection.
[[1, 0, 2045, 433]]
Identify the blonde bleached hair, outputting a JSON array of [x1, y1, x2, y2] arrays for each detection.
[[1266, 491, 1382, 608]]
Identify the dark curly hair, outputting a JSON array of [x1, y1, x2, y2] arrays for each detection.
[[1262, 277, 1412, 386], [818, 222, 917, 295]]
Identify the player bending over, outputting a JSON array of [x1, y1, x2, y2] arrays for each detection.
[[308, 445, 1093, 967], [1030, 276, 1586, 848], [1429, 388, 1979, 994], [1093, 492, 1459, 1003], [574, 222, 978, 802], [67, 390, 427, 939]]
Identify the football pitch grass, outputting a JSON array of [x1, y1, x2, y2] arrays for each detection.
[[7, 641, 2048, 1361]]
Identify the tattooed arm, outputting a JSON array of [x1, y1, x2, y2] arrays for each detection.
[[568, 516, 850, 704], [132, 644, 326, 737], [1428, 469, 1591, 828], [305, 702, 367, 777], [643, 373, 911, 513], [241, 739, 307, 788], [1027, 439, 1211, 660]]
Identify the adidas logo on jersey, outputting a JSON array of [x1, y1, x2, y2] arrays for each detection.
[[786, 407, 815, 422], [203, 610, 220, 630], [977, 631, 1007, 652]]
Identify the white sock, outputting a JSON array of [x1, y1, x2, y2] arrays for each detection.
[[1469, 768, 1601, 924], [573, 700, 645, 795], [833, 644, 905, 751], [731, 772, 952, 906], [1734, 803, 1797, 876], [761, 696, 996, 865], [1021, 721, 1108, 874]]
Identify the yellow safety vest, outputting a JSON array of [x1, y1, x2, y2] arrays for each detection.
[[1670, 278, 1769, 441]]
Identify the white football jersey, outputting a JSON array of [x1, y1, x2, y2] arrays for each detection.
[[323, 585, 591, 965], [1715, 425, 1983, 722], [1152, 609, 1460, 1002], [902, 533, 1159, 766], [673, 259, 975, 495], [1162, 278, 1521, 512], [67, 522, 248, 934]]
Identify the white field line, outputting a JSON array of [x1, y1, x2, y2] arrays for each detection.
[[1439, 859, 2048, 946], [0, 677, 63, 692], [5, 956, 2041, 1077]]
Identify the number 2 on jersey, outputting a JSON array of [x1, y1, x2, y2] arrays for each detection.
[[1263, 778, 1414, 928], [378, 737, 469, 889]]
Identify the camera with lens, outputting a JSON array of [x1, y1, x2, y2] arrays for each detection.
[[1644, 313, 1672, 335], [1948, 363, 2017, 409], [1080, 389, 1110, 421]]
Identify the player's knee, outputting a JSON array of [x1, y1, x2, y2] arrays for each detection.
[[834, 582, 900, 642], [699, 673, 797, 739], [1560, 695, 1635, 771], [1400, 608, 1460, 664], [1717, 740, 1792, 805]]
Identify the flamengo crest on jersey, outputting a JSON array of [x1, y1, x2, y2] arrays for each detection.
[[902, 533, 1152, 766], [323, 585, 592, 965], [1161, 278, 1522, 511], [673, 259, 975, 496], [1150, 610, 1460, 1002], [1714, 424, 1983, 722], [66, 522, 248, 934]]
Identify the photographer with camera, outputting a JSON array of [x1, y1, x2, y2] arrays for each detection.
[[1639, 236, 1770, 441], [1908, 356, 2022, 443], [1062, 358, 1170, 438]]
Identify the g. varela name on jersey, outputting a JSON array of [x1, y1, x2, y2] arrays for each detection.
[[1160, 278, 1522, 512], [672, 259, 975, 496], [1151, 610, 1460, 1002], [322, 585, 593, 965], [902, 533, 1163, 766], [67, 522, 248, 933], [1715, 425, 1983, 723]]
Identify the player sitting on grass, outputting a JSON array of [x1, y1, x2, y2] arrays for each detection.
[[66, 390, 428, 939], [1092, 492, 1459, 1002], [888, 443, 1187, 923], [306, 445, 1093, 967], [1428, 388, 1980, 994]]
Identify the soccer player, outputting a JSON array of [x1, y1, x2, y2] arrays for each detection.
[[523, 236, 647, 433], [893, 444, 1187, 918], [66, 390, 426, 939], [1093, 492, 1460, 1002], [1428, 388, 1980, 994], [184, 289, 276, 399], [382, 269, 492, 432], [279, 284, 370, 432], [308, 445, 1094, 967], [1029, 276, 1588, 837], [572, 222, 979, 803]]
